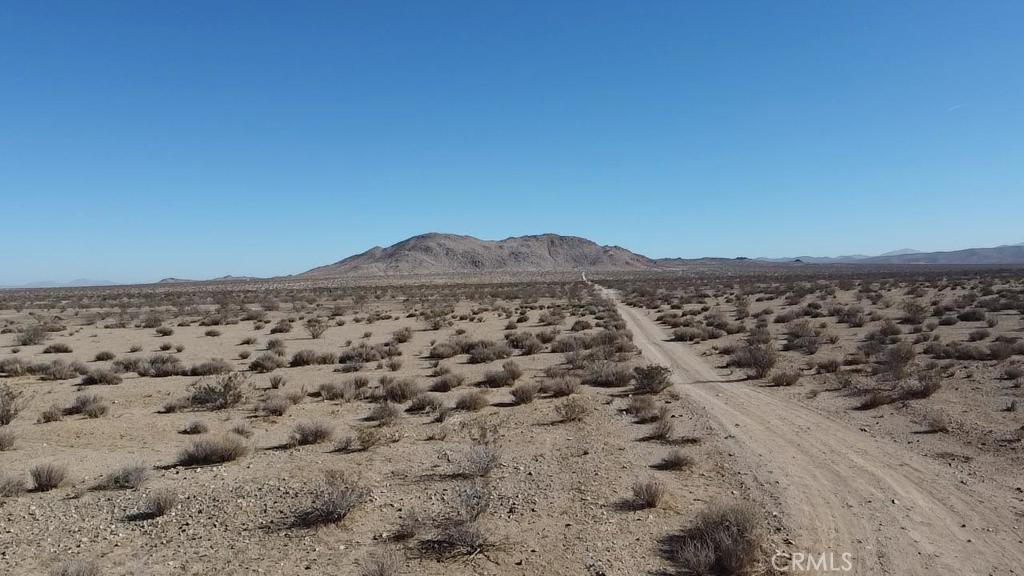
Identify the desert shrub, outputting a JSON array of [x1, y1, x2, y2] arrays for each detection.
[[259, 394, 291, 416], [881, 341, 916, 379], [458, 444, 500, 477], [266, 338, 287, 355], [156, 326, 174, 337], [430, 373, 465, 392], [455, 390, 489, 412], [0, 357, 27, 376], [66, 393, 109, 418], [268, 374, 287, 389], [289, 420, 335, 446], [293, 470, 366, 527], [968, 328, 990, 342], [407, 393, 445, 414], [43, 343, 73, 354], [649, 418, 675, 442], [188, 359, 233, 376], [141, 354, 185, 377], [632, 478, 667, 509], [97, 461, 148, 490], [816, 358, 841, 373], [897, 374, 942, 401], [144, 488, 178, 517], [304, 318, 329, 339], [663, 502, 763, 576], [555, 396, 590, 422], [250, 352, 286, 373], [37, 403, 63, 423], [50, 559, 100, 576], [368, 402, 401, 425], [271, 320, 294, 334], [656, 449, 695, 471], [383, 378, 421, 403], [0, 428, 14, 450], [467, 342, 512, 364], [81, 368, 122, 386], [289, 349, 318, 367], [229, 421, 254, 438], [181, 419, 209, 434], [392, 327, 413, 343], [633, 365, 672, 394], [385, 357, 403, 371], [177, 435, 248, 466], [16, 325, 47, 346], [204, 329, 222, 337], [957, 308, 986, 322], [319, 381, 353, 401], [359, 549, 402, 576], [768, 370, 801, 387], [31, 462, 67, 491], [1003, 365, 1024, 380], [510, 382, 539, 405], [581, 362, 632, 388], [730, 344, 778, 379], [627, 396, 658, 420], [0, 473, 26, 497], [0, 382, 22, 425], [543, 376, 580, 397], [189, 372, 247, 410]]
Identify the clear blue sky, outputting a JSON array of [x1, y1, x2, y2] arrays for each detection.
[[2, 1, 1022, 284]]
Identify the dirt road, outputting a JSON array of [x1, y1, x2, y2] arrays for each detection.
[[603, 287, 1024, 575]]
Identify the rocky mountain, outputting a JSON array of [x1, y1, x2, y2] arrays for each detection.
[[860, 244, 1024, 265], [297, 233, 656, 277]]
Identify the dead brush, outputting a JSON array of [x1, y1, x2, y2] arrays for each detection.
[[31, 462, 68, 492], [177, 435, 248, 466], [292, 470, 367, 528], [660, 502, 764, 576], [95, 461, 148, 490], [555, 396, 590, 422], [289, 420, 335, 446], [457, 444, 501, 477], [632, 477, 667, 509], [655, 449, 695, 471]]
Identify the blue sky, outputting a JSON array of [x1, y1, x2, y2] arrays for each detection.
[[2, 1, 1022, 283]]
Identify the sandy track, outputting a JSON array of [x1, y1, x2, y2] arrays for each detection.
[[604, 287, 1024, 575]]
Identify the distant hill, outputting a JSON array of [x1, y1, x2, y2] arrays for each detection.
[[158, 275, 260, 284], [297, 233, 656, 277], [860, 244, 1024, 265]]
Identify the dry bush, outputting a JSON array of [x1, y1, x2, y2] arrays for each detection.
[[16, 325, 47, 346], [268, 374, 287, 389], [97, 461, 147, 490], [662, 502, 764, 576], [66, 393, 109, 418], [768, 370, 801, 387], [649, 418, 675, 442], [656, 449, 695, 471], [38, 403, 64, 423], [189, 372, 247, 410], [581, 362, 633, 388], [229, 421, 254, 438], [385, 357, 403, 371], [259, 393, 291, 416], [510, 382, 540, 405], [319, 381, 354, 402], [50, 559, 100, 576], [188, 358, 233, 376], [0, 428, 14, 451], [144, 488, 178, 517], [458, 444, 500, 477], [368, 402, 401, 425], [293, 470, 367, 527], [250, 352, 286, 373], [266, 338, 287, 355], [633, 364, 672, 394], [80, 368, 122, 386], [155, 326, 174, 337], [543, 376, 580, 397], [305, 318, 329, 339], [555, 396, 590, 422], [430, 373, 465, 392], [392, 327, 413, 343], [627, 396, 657, 420], [31, 462, 68, 491], [1, 473, 26, 497], [632, 477, 667, 509], [360, 549, 402, 576], [289, 420, 335, 446], [383, 378, 420, 403], [407, 393, 445, 414], [0, 382, 22, 425], [177, 435, 248, 466], [43, 343, 73, 354], [882, 341, 916, 379], [730, 344, 778, 379], [181, 420, 209, 434], [455, 390, 489, 412]]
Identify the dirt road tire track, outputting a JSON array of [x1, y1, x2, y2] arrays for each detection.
[[605, 287, 1024, 575]]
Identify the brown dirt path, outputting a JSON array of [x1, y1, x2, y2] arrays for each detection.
[[602, 286, 1024, 576]]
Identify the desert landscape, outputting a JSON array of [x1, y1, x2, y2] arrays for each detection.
[[2, 235, 1024, 575]]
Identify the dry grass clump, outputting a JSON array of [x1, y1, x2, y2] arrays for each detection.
[[632, 477, 667, 509], [368, 402, 401, 425], [80, 368, 122, 386], [768, 370, 801, 387], [289, 420, 335, 446], [43, 343, 73, 354], [458, 444, 500, 477], [382, 378, 421, 403], [661, 502, 764, 576], [66, 393, 109, 418], [16, 325, 47, 346], [0, 382, 22, 425], [187, 358, 233, 376], [555, 396, 590, 422], [50, 559, 100, 576], [96, 461, 148, 490], [542, 376, 580, 397], [31, 462, 68, 491], [229, 421, 254, 438], [293, 470, 367, 527], [319, 381, 355, 402], [38, 403, 64, 423], [655, 449, 695, 471], [730, 344, 778, 379], [359, 549, 402, 576], [250, 352, 286, 373], [581, 362, 633, 388], [1, 473, 26, 497], [633, 364, 672, 394], [144, 488, 178, 517], [455, 390, 490, 412], [188, 372, 248, 410], [0, 428, 15, 450], [510, 382, 540, 405], [177, 435, 248, 466], [648, 418, 675, 442], [430, 372, 465, 392], [259, 393, 292, 416], [406, 393, 445, 414], [181, 420, 209, 434]]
